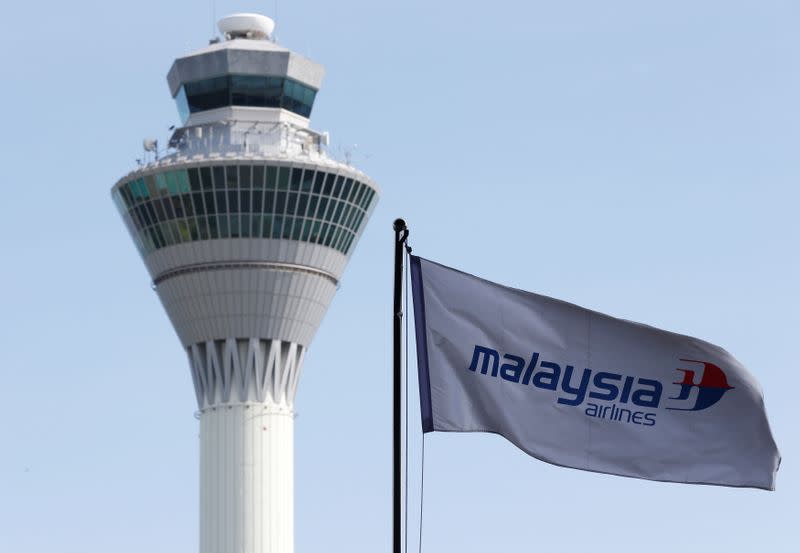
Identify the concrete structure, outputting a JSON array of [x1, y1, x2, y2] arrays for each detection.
[[111, 14, 378, 553]]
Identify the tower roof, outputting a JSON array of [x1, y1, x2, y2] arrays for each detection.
[[166, 38, 324, 99]]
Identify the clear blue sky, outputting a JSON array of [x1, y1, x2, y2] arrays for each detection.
[[1, 1, 797, 552]]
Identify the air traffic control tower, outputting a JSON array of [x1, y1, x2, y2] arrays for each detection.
[[111, 14, 378, 553]]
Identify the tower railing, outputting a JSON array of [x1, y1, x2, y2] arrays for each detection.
[[167, 121, 327, 160]]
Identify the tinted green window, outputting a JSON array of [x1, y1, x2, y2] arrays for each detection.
[[168, 221, 181, 243], [362, 187, 375, 209], [322, 200, 336, 222], [275, 192, 287, 214], [313, 172, 325, 193], [193, 193, 206, 215], [155, 173, 168, 195], [120, 164, 372, 254], [341, 179, 353, 202], [347, 208, 359, 230], [203, 192, 216, 214], [200, 167, 213, 190], [333, 201, 344, 223], [337, 230, 351, 252], [216, 190, 227, 213], [277, 167, 290, 190], [212, 166, 224, 188], [185, 76, 229, 112], [153, 227, 166, 249], [227, 189, 239, 212], [129, 185, 141, 206], [328, 227, 341, 248], [323, 227, 334, 247], [318, 223, 330, 244], [185, 194, 198, 217], [297, 193, 309, 216], [145, 202, 158, 223], [301, 169, 314, 192], [152, 199, 166, 221], [301, 219, 313, 241], [240, 165, 252, 188], [241, 186, 251, 212], [188, 218, 200, 240], [265, 77, 283, 107], [118, 187, 132, 208], [137, 203, 151, 227], [323, 173, 335, 195], [207, 217, 219, 239], [230, 214, 240, 237], [282, 217, 294, 239], [282, 79, 316, 117], [264, 191, 275, 213], [187, 168, 200, 191], [250, 214, 261, 237], [240, 214, 251, 237], [179, 75, 315, 118], [130, 180, 142, 202], [310, 221, 321, 242], [130, 179, 147, 202], [197, 217, 209, 240], [218, 215, 229, 238], [290, 168, 302, 191], [176, 171, 190, 194], [175, 85, 190, 123], [253, 165, 265, 188], [225, 166, 238, 188], [231, 75, 268, 107], [170, 196, 184, 218], [144, 175, 157, 197], [353, 183, 365, 206], [261, 215, 273, 238], [316, 197, 329, 219], [165, 171, 178, 195], [266, 166, 277, 189]]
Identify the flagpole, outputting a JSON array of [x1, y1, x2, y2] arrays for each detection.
[[393, 218, 408, 553]]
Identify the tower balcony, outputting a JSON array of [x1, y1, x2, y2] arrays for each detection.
[[166, 118, 330, 161]]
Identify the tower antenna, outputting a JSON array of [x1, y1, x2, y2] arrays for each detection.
[[274, 0, 279, 41], [211, 0, 216, 38]]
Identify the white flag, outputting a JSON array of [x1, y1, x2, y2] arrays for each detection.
[[410, 256, 780, 490]]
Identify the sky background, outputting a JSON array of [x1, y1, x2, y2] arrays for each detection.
[[1, 1, 798, 551]]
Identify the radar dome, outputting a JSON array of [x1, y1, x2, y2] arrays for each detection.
[[218, 13, 275, 40]]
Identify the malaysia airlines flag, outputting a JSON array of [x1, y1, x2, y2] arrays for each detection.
[[410, 256, 780, 490]]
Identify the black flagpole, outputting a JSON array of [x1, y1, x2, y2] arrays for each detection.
[[392, 218, 409, 553]]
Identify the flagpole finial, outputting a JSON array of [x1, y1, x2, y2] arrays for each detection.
[[393, 218, 407, 232]]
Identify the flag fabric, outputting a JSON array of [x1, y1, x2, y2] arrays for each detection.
[[409, 255, 780, 490]]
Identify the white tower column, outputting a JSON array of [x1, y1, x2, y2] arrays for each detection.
[[190, 337, 304, 553], [200, 405, 294, 553]]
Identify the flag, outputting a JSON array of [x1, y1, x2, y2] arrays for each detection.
[[410, 255, 780, 490]]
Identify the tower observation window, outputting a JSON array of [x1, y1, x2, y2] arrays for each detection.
[[185, 76, 229, 112], [113, 164, 376, 257], [175, 75, 317, 122]]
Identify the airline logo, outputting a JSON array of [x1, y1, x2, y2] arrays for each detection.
[[467, 345, 735, 427], [667, 359, 735, 411]]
